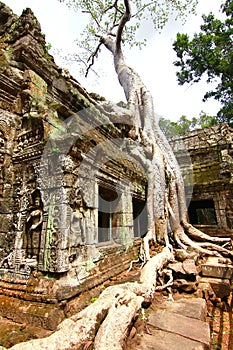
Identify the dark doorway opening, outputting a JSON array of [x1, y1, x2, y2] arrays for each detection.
[[188, 199, 217, 225]]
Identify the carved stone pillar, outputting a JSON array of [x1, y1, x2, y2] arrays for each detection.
[[112, 186, 133, 246]]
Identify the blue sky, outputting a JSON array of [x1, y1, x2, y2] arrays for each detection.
[[3, 0, 224, 121]]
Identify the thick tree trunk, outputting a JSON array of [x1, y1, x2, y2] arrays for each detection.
[[100, 32, 232, 260]]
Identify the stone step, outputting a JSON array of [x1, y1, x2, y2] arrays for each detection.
[[162, 297, 207, 321], [148, 309, 210, 345], [133, 298, 210, 350], [201, 257, 233, 279], [136, 330, 206, 350]]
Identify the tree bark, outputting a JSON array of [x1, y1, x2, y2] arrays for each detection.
[[100, 0, 232, 259]]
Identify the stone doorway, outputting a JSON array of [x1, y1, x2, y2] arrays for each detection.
[[188, 199, 217, 225]]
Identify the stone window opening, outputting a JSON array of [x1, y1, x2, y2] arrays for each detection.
[[188, 199, 217, 226], [133, 198, 148, 237], [98, 186, 119, 243]]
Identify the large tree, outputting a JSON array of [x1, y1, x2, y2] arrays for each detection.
[[173, 0, 233, 126], [11, 1, 232, 349], [58, 0, 231, 259]]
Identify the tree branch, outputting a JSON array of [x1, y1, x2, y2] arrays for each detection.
[[131, 1, 155, 19], [116, 0, 131, 54], [81, 10, 101, 28], [85, 42, 103, 77], [100, 35, 115, 54]]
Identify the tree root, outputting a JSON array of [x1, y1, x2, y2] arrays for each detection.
[[196, 242, 233, 258], [7, 247, 173, 350], [127, 256, 146, 272], [158, 217, 232, 260], [94, 291, 143, 350], [174, 226, 225, 258], [155, 268, 173, 292], [182, 221, 232, 245]]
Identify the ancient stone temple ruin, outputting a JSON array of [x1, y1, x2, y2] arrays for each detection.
[[171, 123, 233, 237], [0, 3, 148, 321], [0, 2, 232, 337]]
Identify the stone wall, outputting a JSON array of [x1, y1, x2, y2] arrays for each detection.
[[170, 123, 233, 237], [0, 1, 147, 308]]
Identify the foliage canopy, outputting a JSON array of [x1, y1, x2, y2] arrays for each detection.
[[173, 0, 233, 126], [58, 0, 197, 76], [159, 112, 217, 139]]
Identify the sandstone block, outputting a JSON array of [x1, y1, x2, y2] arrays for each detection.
[[201, 257, 233, 279], [134, 331, 207, 350], [148, 309, 210, 346], [198, 277, 231, 299], [169, 259, 197, 282], [173, 279, 197, 293], [182, 258, 198, 275], [0, 295, 64, 330], [163, 297, 207, 321]]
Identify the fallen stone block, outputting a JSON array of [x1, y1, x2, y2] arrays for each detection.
[[168, 259, 197, 281], [172, 279, 197, 293], [168, 262, 186, 274], [175, 249, 198, 262], [201, 257, 233, 279], [182, 259, 198, 275], [198, 277, 231, 299]]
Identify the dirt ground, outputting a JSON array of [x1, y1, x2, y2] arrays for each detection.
[[207, 293, 233, 350], [0, 318, 52, 348]]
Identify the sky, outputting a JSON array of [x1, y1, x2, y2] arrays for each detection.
[[3, 0, 224, 121]]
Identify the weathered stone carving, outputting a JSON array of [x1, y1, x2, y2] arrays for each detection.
[[25, 192, 43, 260]]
